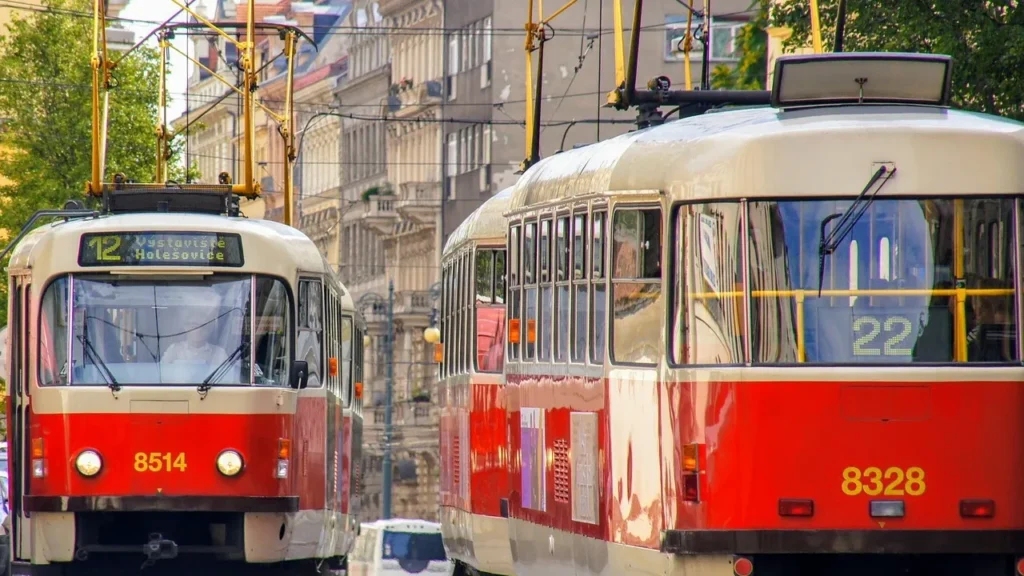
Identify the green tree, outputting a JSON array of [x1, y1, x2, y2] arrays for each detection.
[[713, 0, 770, 90], [771, 0, 1024, 119]]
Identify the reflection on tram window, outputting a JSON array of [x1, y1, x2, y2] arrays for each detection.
[[671, 203, 747, 365], [39, 274, 292, 385], [746, 198, 1018, 364], [611, 208, 663, 365]]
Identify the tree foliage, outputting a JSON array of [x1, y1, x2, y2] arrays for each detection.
[[0, 0, 195, 326], [713, 0, 770, 90], [771, 0, 1024, 120]]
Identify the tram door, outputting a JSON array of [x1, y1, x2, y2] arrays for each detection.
[[8, 276, 31, 563]]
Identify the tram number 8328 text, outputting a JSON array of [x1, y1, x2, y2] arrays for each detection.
[[842, 466, 925, 496]]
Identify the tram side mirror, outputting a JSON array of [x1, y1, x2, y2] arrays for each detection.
[[289, 361, 309, 390]]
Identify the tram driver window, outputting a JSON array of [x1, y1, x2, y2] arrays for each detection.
[[745, 197, 1019, 364], [39, 274, 292, 386], [611, 207, 663, 365]]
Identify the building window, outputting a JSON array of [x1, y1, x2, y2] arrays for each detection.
[[664, 16, 744, 62]]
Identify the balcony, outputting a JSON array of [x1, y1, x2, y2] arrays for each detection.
[[396, 181, 441, 226], [394, 290, 434, 329], [361, 194, 399, 235], [378, 0, 421, 18], [393, 80, 442, 118]]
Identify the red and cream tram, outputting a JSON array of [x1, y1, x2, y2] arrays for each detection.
[[3, 191, 364, 575], [441, 53, 1024, 576], [439, 187, 513, 576]]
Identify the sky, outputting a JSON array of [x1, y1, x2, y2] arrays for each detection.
[[117, 0, 217, 122]]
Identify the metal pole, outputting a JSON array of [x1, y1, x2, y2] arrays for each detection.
[[382, 280, 395, 519]]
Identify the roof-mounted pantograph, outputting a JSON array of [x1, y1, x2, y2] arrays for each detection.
[[88, 0, 316, 225]]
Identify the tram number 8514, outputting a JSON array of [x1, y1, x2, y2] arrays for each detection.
[[134, 452, 187, 473], [842, 466, 925, 496]]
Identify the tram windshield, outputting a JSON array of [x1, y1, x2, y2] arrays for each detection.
[[673, 197, 1019, 365], [39, 274, 291, 386]]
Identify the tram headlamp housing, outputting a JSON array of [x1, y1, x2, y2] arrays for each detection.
[[216, 450, 244, 477], [75, 450, 103, 477]]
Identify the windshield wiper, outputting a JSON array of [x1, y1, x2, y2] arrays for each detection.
[[76, 335, 120, 393], [197, 343, 247, 397], [816, 164, 897, 295]]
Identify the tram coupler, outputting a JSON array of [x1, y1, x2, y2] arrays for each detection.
[[140, 532, 178, 568]]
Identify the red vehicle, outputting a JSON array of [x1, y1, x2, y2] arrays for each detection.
[[439, 188, 513, 576], [3, 192, 364, 575], [441, 53, 1024, 576]]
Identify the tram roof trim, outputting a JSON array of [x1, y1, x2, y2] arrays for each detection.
[[770, 52, 953, 109]]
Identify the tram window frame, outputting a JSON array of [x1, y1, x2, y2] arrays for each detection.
[[298, 278, 325, 388], [508, 224, 521, 361], [555, 215, 571, 362], [455, 254, 464, 374], [462, 250, 472, 373], [440, 262, 448, 378], [609, 205, 664, 367], [475, 247, 506, 374], [341, 314, 354, 406], [571, 212, 589, 363], [523, 220, 538, 360], [591, 209, 608, 364], [539, 217, 553, 361]]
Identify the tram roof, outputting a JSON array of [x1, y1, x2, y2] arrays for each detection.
[[442, 186, 513, 257], [8, 212, 354, 307], [507, 105, 1024, 213]]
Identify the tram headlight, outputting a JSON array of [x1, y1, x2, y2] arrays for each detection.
[[75, 450, 103, 477], [216, 450, 244, 477]]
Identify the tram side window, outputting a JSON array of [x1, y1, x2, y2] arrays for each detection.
[[354, 324, 364, 402], [591, 211, 607, 364], [611, 207, 663, 365], [745, 198, 1018, 364], [39, 277, 68, 386], [524, 221, 538, 360], [341, 315, 354, 406], [252, 278, 291, 385], [555, 216, 570, 361], [671, 203, 747, 365], [476, 248, 507, 373], [508, 224, 521, 361], [572, 213, 588, 363], [539, 219, 553, 361], [298, 279, 324, 387]]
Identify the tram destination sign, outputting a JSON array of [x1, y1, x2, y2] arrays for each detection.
[[78, 231, 244, 267]]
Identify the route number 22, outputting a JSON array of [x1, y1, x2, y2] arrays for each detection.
[[853, 315, 913, 356], [842, 466, 925, 496]]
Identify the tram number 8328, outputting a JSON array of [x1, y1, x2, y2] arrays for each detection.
[[842, 466, 926, 496]]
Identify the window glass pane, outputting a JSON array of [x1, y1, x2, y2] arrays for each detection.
[[524, 222, 537, 285], [476, 249, 494, 304], [745, 198, 1019, 364], [341, 316, 353, 405], [573, 285, 588, 362], [591, 283, 606, 363], [298, 279, 324, 387], [476, 304, 505, 373], [573, 214, 587, 279], [592, 212, 606, 278], [612, 208, 664, 365], [613, 209, 662, 279], [672, 203, 745, 364], [540, 219, 551, 283], [495, 250, 507, 304], [556, 217, 570, 282], [556, 286, 569, 361], [39, 277, 68, 386], [509, 226, 520, 286], [59, 275, 297, 386], [540, 285, 552, 361], [254, 277, 291, 385]]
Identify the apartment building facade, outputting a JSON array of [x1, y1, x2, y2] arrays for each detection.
[[442, 0, 756, 235]]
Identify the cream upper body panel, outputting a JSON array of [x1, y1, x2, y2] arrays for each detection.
[[7, 213, 342, 294], [443, 187, 513, 259], [508, 105, 1024, 213]]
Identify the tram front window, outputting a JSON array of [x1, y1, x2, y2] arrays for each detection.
[[39, 274, 291, 386], [674, 198, 1019, 365]]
